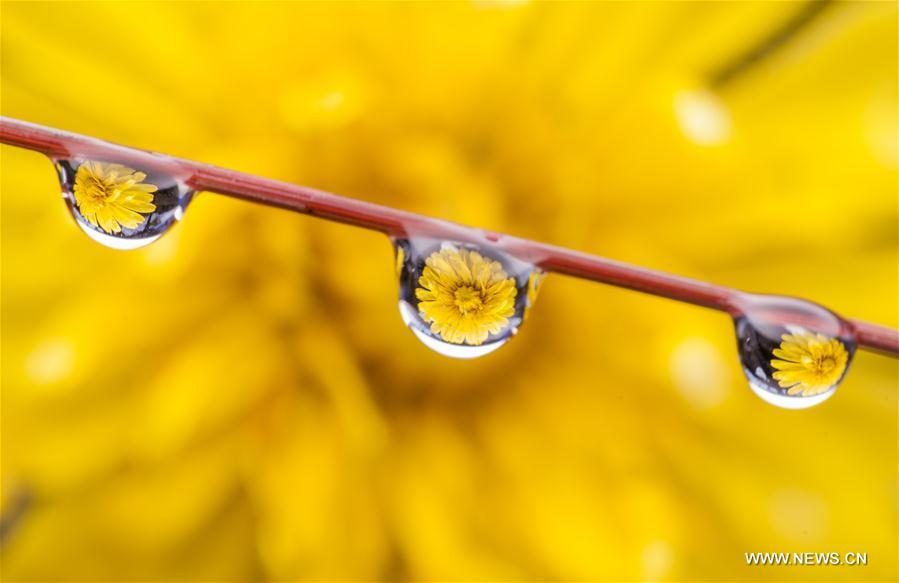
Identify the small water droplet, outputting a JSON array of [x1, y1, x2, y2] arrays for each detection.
[[395, 238, 542, 358], [55, 159, 193, 250], [734, 294, 855, 409]]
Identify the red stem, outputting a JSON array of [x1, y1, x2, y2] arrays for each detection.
[[2, 116, 896, 355], [848, 320, 899, 356]]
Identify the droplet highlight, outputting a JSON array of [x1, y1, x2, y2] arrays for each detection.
[[55, 159, 193, 250], [395, 239, 541, 358], [734, 294, 855, 409]]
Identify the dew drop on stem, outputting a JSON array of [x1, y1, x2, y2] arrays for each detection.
[[733, 294, 855, 409], [55, 158, 194, 250], [394, 238, 542, 359]]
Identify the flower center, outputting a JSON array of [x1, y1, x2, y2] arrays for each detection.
[[86, 177, 119, 204], [453, 285, 484, 314], [815, 356, 836, 375]]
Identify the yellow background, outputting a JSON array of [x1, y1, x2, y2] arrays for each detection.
[[1, 1, 896, 581]]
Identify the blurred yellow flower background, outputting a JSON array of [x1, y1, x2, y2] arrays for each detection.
[[1, 2, 896, 581]]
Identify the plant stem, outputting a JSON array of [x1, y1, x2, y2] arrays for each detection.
[[2, 116, 896, 355]]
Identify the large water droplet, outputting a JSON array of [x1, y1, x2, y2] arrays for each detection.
[[734, 294, 855, 409], [395, 238, 541, 358], [55, 159, 193, 250]]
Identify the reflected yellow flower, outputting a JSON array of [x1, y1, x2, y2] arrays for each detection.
[[415, 246, 516, 345], [771, 331, 849, 396], [528, 271, 542, 304], [395, 245, 405, 276], [73, 161, 157, 234]]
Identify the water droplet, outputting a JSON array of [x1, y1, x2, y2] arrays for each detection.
[[55, 159, 194, 250], [395, 238, 541, 358], [734, 294, 855, 409]]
